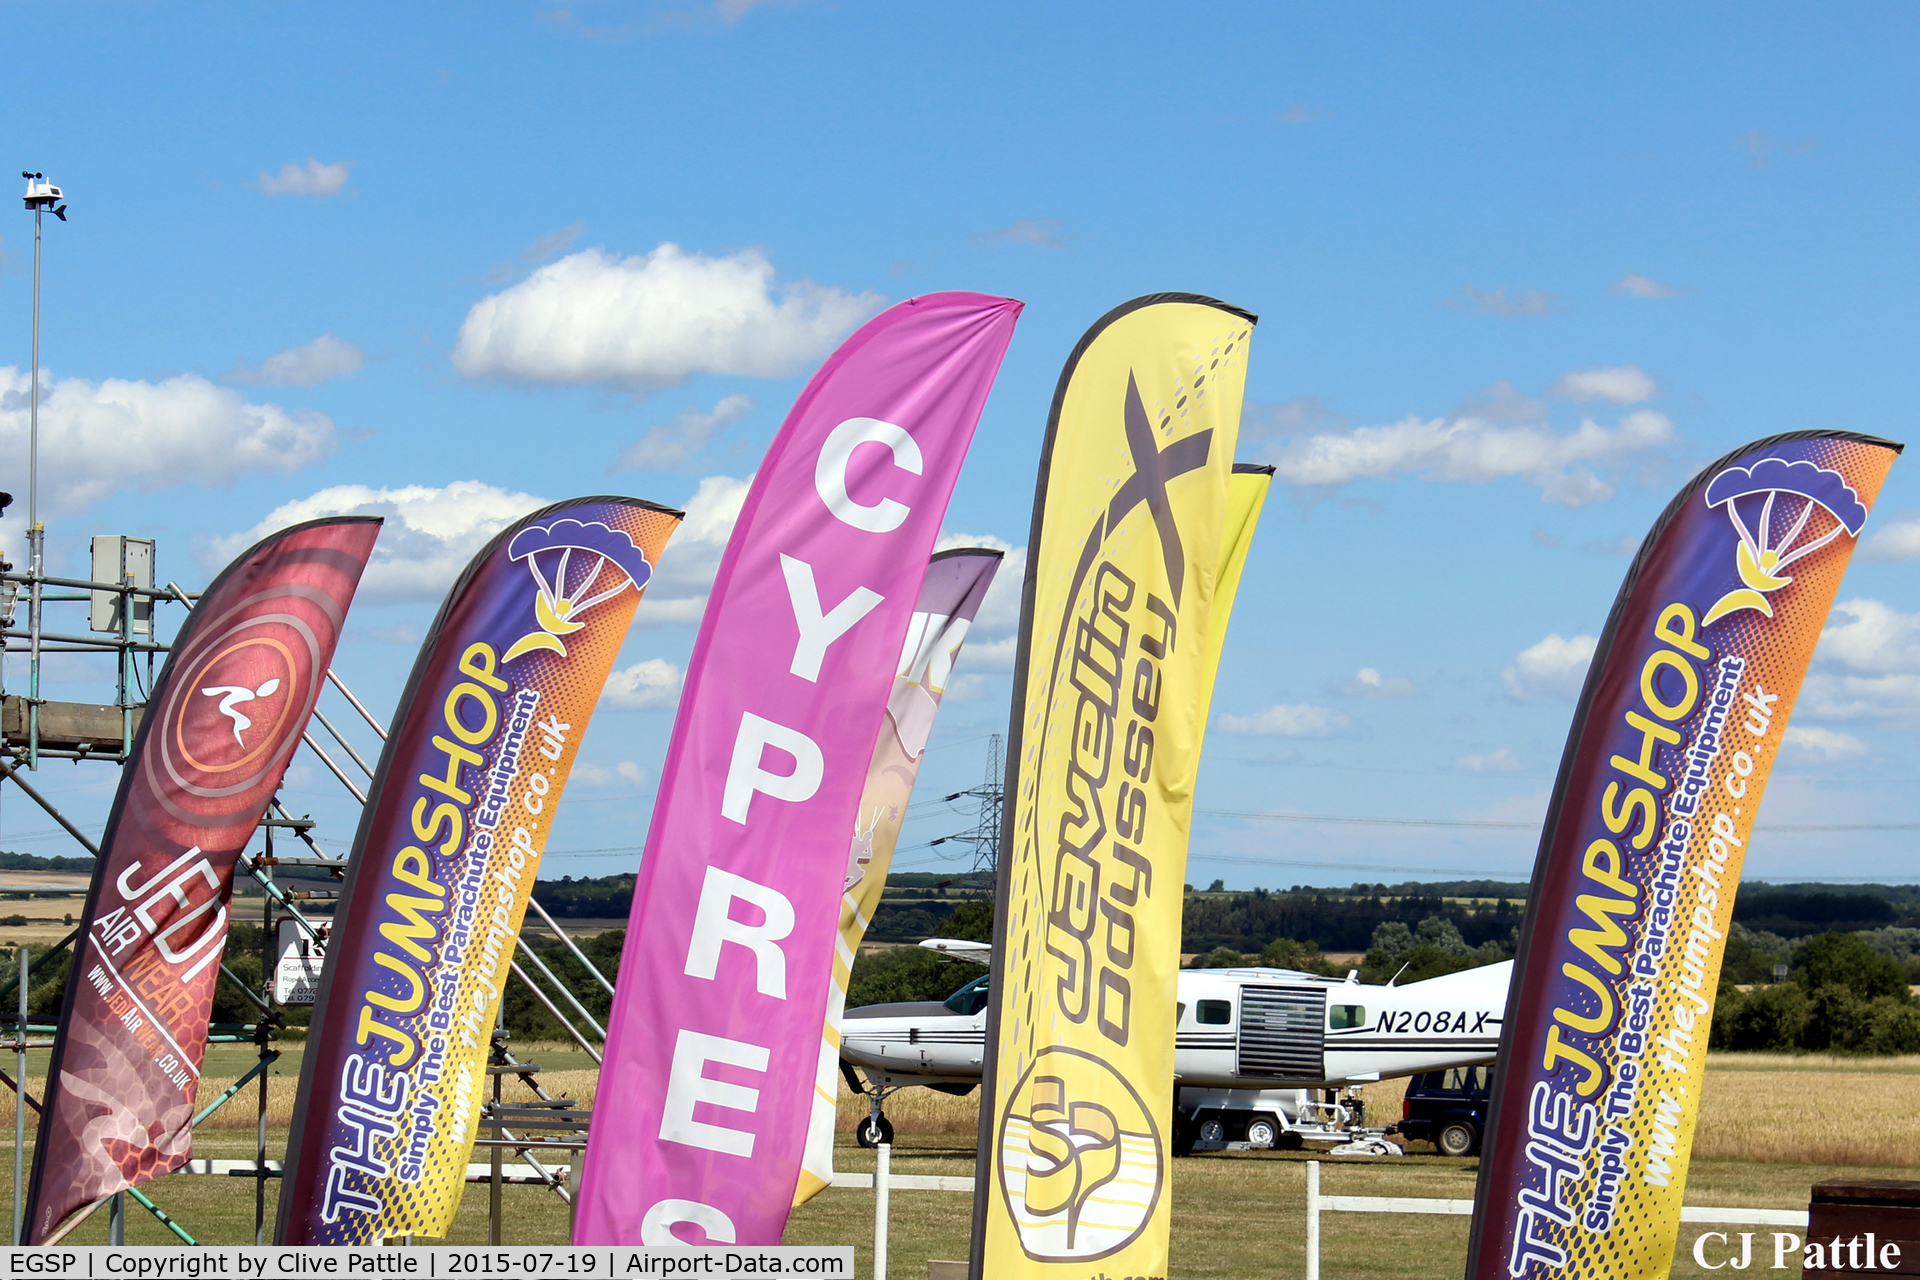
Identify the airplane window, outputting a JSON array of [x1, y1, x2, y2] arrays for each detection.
[[1195, 1000, 1232, 1025], [1328, 1004, 1366, 1030], [944, 975, 991, 1016]]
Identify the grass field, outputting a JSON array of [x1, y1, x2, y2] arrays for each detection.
[[0, 1048, 1902, 1277]]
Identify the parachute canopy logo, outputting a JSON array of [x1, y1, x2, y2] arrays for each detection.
[[1702, 457, 1869, 626], [503, 519, 655, 663], [996, 1046, 1163, 1263], [178, 638, 297, 773]]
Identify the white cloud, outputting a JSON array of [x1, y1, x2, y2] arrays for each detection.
[[1859, 515, 1920, 562], [1739, 130, 1814, 168], [639, 474, 755, 624], [972, 218, 1070, 251], [1265, 402, 1674, 506], [451, 244, 882, 391], [1277, 104, 1327, 123], [1612, 274, 1690, 299], [1549, 366, 1657, 405], [953, 639, 1016, 673], [941, 672, 993, 701], [213, 480, 545, 604], [1501, 633, 1597, 702], [571, 759, 647, 786], [614, 394, 754, 472], [0, 365, 333, 515], [1455, 747, 1523, 773], [1798, 673, 1920, 721], [1800, 601, 1920, 719], [1216, 703, 1352, 738], [1241, 396, 1341, 442], [258, 158, 352, 198], [1337, 667, 1421, 699], [487, 223, 586, 283], [1446, 286, 1555, 316], [1815, 599, 1920, 675], [1780, 726, 1869, 762], [602, 658, 683, 710], [1585, 533, 1641, 557], [231, 334, 365, 387]]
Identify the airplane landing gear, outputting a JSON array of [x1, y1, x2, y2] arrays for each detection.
[[856, 1111, 896, 1149], [846, 1064, 901, 1149]]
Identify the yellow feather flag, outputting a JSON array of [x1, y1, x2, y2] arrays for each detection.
[[1202, 463, 1273, 718], [971, 295, 1256, 1278]]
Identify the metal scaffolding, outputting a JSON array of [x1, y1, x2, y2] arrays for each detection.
[[0, 555, 622, 1245]]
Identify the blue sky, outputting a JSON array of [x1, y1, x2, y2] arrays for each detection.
[[4, 2, 1919, 888]]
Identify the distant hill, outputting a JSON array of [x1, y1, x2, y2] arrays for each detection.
[[522, 867, 1920, 947], [1732, 885, 1909, 937], [533, 873, 637, 918], [0, 851, 93, 873]]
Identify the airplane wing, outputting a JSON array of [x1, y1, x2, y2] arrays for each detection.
[[917, 937, 992, 965]]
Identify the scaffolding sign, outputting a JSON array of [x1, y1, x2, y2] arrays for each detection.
[[273, 917, 328, 1005]]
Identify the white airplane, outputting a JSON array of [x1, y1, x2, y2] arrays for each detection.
[[839, 940, 1512, 1155]]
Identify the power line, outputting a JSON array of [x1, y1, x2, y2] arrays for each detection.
[[926, 733, 1002, 872], [1189, 852, 1527, 877], [1199, 808, 1533, 830], [1196, 808, 1920, 833]]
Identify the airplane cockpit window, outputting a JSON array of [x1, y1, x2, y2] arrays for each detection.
[[944, 974, 991, 1016], [1329, 1004, 1366, 1030], [1195, 999, 1232, 1025]]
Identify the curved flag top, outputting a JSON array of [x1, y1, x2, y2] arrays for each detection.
[[1202, 464, 1274, 714], [794, 546, 1003, 1205], [1466, 432, 1901, 1279], [971, 295, 1255, 1280], [278, 497, 682, 1244], [576, 292, 1022, 1247], [26, 516, 381, 1243]]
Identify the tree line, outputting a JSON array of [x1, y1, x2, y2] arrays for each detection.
[[8, 858, 1918, 1052]]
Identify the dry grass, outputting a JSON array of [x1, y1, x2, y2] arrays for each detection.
[[0, 1039, 1908, 1170], [1694, 1054, 1920, 1166], [838, 1084, 976, 1135], [808, 1052, 1919, 1166]]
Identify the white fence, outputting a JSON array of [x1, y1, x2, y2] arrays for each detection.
[[179, 1158, 570, 1186], [1302, 1161, 1811, 1280], [335, 1150, 1808, 1280]]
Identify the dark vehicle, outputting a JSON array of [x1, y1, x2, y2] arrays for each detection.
[[1396, 1065, 1491, 1157]]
